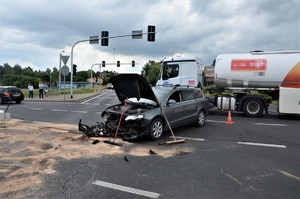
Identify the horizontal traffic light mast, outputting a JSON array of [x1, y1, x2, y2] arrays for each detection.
[[70, 25, 155, 98]]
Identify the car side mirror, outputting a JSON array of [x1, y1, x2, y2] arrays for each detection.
[[167, 99, 176, 106]]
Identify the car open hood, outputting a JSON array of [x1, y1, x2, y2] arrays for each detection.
[[110, 73, 158, 104]]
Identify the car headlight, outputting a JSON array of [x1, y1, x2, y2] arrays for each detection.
[[125, 114, 144, 121]]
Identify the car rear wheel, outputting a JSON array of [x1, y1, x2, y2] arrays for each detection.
[[195, 110, 206, 127], [148, 118, 164, 140], [15, 100, 21, 104]]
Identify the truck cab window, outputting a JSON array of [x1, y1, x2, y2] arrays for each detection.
[[162, 64, 179, 80]]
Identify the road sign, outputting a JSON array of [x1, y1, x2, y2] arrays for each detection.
[[89, 36, 99, 44], [61, 65, 70, 76], [132, 30, 143, 39], [61, 55, 70, 65]]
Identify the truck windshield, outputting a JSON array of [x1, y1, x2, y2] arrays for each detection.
[[161, 63, 179, 80]]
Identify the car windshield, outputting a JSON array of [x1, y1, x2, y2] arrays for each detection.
[[152, 88, 170, 103]]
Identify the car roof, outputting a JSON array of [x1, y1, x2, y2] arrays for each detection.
[[152, 85, 199, 91]]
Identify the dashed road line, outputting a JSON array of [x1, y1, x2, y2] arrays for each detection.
[[253, 123, 287, 127], [29, 108, 43, 110], [71, 110, 88, 114], [92, 180, 160, 198], [206, 120, 226, 123], [238, 142, 286, 148], [51, 109, 68, 112]]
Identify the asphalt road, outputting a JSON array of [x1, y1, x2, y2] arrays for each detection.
[[1, 91, 300, 199]]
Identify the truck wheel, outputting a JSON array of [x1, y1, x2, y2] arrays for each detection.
[[148, 118, 164, 140], [195, 110, 206, 127], [243, 98, 264, 117]]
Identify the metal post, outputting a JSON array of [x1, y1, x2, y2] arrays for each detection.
[[49, 71, 51, 90], [90, 63, 101, 89], [70, 39, 90, 99], [70, 31, 156, 98], [59, 50, 64, 92]]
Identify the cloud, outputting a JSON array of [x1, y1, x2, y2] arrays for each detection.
[[0, 0, 299, 73]]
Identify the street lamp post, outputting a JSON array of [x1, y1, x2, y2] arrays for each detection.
[[59, 50, 65, 92]]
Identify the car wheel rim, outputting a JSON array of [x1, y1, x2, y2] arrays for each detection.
[[152, 121, 163, 138], [198, 112, 205, 125]]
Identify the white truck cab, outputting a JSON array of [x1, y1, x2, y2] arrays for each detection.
[[156, 55, 204, 88]]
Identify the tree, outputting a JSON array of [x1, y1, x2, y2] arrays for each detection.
[[145, 61, 161, 86], [141, 62, 151, 77], [74, 71, 89, 82], [13, 64, 23, 75]]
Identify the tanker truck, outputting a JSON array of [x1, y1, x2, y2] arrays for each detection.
[[156, 50, 300, 117]]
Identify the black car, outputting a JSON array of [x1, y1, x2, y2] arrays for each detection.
[[0, 86, 24, 104], [79, 74, 209, 141]]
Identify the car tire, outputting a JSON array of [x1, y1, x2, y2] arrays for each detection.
[[195, 110, 206, 127], [148, 118, 164, 141], [15, 100, 21, 104]]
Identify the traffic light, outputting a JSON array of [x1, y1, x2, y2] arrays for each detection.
[[147, 25, 155, 42], [117, 61, 120, 67], [102, 61, 105, 67], [132, 60, 135, 67], [73, 64, 77, 76], [101, 31, 109, 46]]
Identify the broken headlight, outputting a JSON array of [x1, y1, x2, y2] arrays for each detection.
[[125, 114, 144, 121]]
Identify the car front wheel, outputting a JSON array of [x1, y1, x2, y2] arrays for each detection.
[[195, 110, 206, 127], [148, 118, 164, 140]]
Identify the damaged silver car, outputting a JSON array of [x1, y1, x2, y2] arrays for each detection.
[[79, 73, 209, 141]]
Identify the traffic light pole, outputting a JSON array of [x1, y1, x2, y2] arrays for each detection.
[[90, 63, 101, 89], [70, 30, 156, 98]]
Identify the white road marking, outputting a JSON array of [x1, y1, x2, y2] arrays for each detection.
[[253, 123, 287, 127], [71, 110, 88, 114], [238, 142, 286, 148], [171, 136, 205, 141], [32, 121, 52, 124], [278, 170, 300, 181], [51, 109, 68, 112], [95, 112, 102, 114], [81, 92, 112, 104], [206, 120, 226, 123], [92, 180, 160, 198], [29, 108, 43, 110], [80, 95, 101, 104]]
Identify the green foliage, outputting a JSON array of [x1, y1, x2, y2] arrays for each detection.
[[1, 61, 162, 89], [141, 60, 160, 86]]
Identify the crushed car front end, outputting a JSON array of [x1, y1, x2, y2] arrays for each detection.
[[101, 98, 159, 141]]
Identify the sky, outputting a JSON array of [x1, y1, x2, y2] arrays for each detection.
[[1, 0, 299, 74]]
